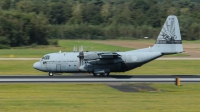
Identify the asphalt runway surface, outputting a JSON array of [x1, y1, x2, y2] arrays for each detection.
[[0, 75, 200, 83]]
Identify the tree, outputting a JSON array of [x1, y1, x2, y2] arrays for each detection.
[[82, 3, 103, 25], [1, 0, 200, 43], [146, 6, 161, 27], [0, 10, 49, 46], [68, 1, 83, 24], [46, 2, 72, 24], [101, 2, 111, 23]]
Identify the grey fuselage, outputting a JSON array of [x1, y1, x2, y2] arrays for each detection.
[[33, 50, 162, 73]]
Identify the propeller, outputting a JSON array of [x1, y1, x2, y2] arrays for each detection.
[[73, 46, 77, 52], [79, 46, 83, 52], [78, 46, 84, 67]]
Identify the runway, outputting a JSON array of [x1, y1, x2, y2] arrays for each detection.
[[0, 75, 200, 82]]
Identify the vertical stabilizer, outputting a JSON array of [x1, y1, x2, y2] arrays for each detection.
[[152, 15, 183, 54]]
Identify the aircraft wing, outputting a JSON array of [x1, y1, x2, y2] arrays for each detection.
[[97, 52, 121, 59], [84, 52, 121, 60]]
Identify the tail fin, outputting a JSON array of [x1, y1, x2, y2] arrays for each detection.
[[152, 15, 183, 54]]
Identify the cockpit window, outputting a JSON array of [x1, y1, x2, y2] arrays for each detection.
[[42, 55, 50, 60]]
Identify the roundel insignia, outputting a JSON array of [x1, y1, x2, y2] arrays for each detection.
[[132, 56, 137, 61]]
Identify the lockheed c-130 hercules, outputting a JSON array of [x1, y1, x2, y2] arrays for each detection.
[[33, 15, 184, 76]]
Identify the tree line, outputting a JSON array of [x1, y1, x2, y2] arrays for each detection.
[[0, 0, 200, 47]]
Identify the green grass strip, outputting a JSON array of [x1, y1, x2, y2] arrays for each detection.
[[0, 60, 199, 75], [0, 83, 200, 112], [0, 40, 132, 58], [123, 60, 200, 75]]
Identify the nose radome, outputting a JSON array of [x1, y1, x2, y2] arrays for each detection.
[[33, 62, 41, 70]]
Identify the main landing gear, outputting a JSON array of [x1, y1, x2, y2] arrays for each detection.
[[48, 72, 54, 76], [92, 73, 110, 77]]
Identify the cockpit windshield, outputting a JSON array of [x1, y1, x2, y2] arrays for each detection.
[[42, 55, 50, 60]]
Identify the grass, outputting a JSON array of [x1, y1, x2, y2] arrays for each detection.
[[0, 83, 200, 112], [183, 40, 200, 44], [0, 46, 66, 58], [104, 39, 200, 43], [0, 60, 69, 75], [0, 60, 199, 75], [117, 60, 200, 75], [115, 39, 200, 44], [59, 40, 133, 52], [0, 60, 45, 75], [0, 40, 132, 58], [0, 39, 200, 58], [163, 53, 190, 57]]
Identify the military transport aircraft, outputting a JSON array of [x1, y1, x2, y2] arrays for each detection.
[[33, 15, 184, 76]]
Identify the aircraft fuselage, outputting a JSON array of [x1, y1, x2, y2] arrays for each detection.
[[33, 51, 162, 74]]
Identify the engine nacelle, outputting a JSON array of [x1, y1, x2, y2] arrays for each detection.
[[78, 64, 93, 72], [84, 52, 99, 60]]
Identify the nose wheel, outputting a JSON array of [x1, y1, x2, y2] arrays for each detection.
[[48, 72, 54, 76]]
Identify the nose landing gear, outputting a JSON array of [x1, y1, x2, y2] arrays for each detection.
[[48, 72, 54, 76]]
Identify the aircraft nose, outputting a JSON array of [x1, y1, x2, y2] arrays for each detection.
[[33, 62, 41, 70]]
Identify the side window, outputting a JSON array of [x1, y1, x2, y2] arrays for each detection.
[[42, 55, 50, 60], [47, 55, 50, 60]]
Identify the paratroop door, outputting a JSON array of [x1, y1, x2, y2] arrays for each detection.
[[56, 64, 61, 71]]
